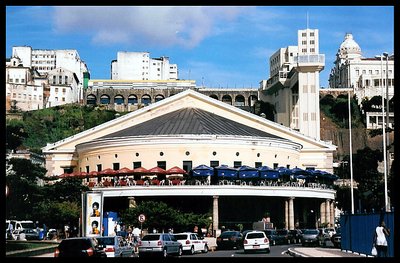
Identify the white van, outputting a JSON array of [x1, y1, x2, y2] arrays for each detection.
[[6, 220, 35, 240]]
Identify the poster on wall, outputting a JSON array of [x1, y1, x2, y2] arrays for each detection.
[[84, 192, 103, 237]]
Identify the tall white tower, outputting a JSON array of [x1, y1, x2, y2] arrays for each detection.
[[259, 28, 325, 140], [295, 29, 324, 140]]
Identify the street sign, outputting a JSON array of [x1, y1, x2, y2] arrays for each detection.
[[138, 214, 146, 223]]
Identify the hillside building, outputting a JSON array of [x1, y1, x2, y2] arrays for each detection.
[[111, 51, 178, 80], [6, 46, 89, 111]]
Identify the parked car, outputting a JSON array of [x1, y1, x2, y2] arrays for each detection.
[[317, 228, 332, 247], [262, 229, 278, 246], [325, 227, 336, 238], [96, 235, 134, 257], [331, 228, 341, 248], [243, 230, 270, 254], [300, 229, 320, 247], [54, 237, 107, 257], [13, 228, 41, 240], [275, 229, 290, 244], [138, 233, 182, 258], [288, 229, 303, 244], [216, 230, 243, 250], [174, 232, 208, 254]]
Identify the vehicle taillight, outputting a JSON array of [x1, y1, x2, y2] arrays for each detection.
[[157, 240, 162, 246], [264, 238, 269, 243], [54, 248, 60, 257], [105, 247, 115, 252], [138, 240, 142, 246], [86, 247, 94, 257], [243, 239, 248, 244], [186, 240, 190, 244], [217, 237, 221, 242]]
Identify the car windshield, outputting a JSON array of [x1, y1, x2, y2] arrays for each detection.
[[21, 222, 35, 229], [142, 234, 160, 241], [247, 233, 265, 239], [220, 231, 238, 238], [264, 230, 275, 235], [277, 230, 288, 235], [174, 234, 188, 240], [97, 237, 115, 246], [304, 230, 319, 235]]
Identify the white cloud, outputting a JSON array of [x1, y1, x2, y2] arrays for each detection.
[[53, 6, 243, 48]]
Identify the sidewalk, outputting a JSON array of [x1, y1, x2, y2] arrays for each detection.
[[288, 247, 370, 257]]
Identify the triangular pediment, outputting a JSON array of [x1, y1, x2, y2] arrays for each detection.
[[42, 89, 336, 153]]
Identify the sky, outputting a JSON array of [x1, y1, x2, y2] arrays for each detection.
[[5, 6, 394, 89]]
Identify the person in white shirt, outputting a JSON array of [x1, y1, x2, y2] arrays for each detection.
[[374, 220, 390, 257]]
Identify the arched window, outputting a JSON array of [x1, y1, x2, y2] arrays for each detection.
[[100, 94, 110, 104], [210, 94, 218, 100], [155, 94, 165, 102], [235, 95, 245, 106], [128, 95, 138, 105], [86, 94, 96, 105], [141, 94, 151, 105], [222, 95, 232, 105], [114, 95, 124, 105]]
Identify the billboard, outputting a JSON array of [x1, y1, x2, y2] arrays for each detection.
[[83, 192, 103, 237]]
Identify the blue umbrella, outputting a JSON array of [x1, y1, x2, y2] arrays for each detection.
[[291, 167, 311, 175], [191, 164, 214, 177], [215, 165, 238, 179], [237, 165, 259, 179]]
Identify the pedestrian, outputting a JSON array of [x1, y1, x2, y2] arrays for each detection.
[[373, 219, 390, 257], [64, 224, 70, 239]]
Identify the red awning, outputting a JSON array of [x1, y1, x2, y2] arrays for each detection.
[[166, 166, 187, 175], [148, 167, 167, 175], [99, 168, 118, 175], [117, 167, 135, 175], [132, 167, 150, 175]]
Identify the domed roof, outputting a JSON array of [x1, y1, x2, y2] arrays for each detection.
[[339, 33, 361, 55]]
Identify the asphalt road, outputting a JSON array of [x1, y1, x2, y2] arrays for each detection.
[[35, 244, 293, 257]]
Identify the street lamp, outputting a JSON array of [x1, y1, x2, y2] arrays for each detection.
[[375, 53, 389, 212], [383, 52, 391, 212]]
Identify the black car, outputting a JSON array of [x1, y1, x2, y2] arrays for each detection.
[[288, 229, 302, 244], [275, 229, 290, 244], [54, 237, 107, 257], [216, 231, 243, 250], [331, 228, 341, 248], [262, 229, 278, 246]]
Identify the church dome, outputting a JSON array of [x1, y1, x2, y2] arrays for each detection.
[[339, 33, 361, 56]]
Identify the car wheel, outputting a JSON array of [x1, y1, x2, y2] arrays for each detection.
[[272, 240, 276, 246], [190, 246, 195, 255], [203, 245, 208, 253], [163, 248, 168, 258], [177, 247, 183, 257]]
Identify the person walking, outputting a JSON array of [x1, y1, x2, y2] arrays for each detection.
[[374, 219, 390, 257]]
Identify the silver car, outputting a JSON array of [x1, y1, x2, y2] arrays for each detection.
[[138, 233, 182, 258], [96, 236, 134, 257], [301, 229, 320, 246]]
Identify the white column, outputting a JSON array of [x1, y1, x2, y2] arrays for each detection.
[[289, 197, 294, 230], [212, 196, 219, 236], [285, 199, 289, 229], [320, 202, 325, 227], [325, 199, 331, 227]]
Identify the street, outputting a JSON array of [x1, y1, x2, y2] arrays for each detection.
[[35, 244, 294, 258]]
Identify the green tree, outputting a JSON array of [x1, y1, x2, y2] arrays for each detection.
[[6, 158, 47, 219], [6, 119, 27, 151], [120, 201, 211, 233]]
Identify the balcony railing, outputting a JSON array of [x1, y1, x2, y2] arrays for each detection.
[[294, 54, 325, 64]]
